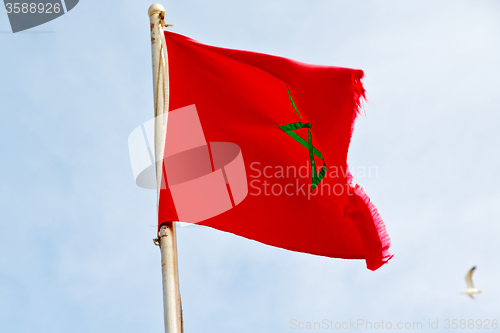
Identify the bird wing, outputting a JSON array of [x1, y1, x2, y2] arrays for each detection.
[[465, 266, 476, 289]]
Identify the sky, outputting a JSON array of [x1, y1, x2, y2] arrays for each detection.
[[1, 1, 499, 332]]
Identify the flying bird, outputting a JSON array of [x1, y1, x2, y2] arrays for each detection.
[[460, 266, 483, 299]]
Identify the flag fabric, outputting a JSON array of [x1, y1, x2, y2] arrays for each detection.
[[158, 31, 392, 271]]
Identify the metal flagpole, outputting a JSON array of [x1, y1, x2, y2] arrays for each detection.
[[148, 3, 183, 333]]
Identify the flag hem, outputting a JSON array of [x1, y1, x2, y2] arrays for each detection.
[[347, 71, 393, 271]]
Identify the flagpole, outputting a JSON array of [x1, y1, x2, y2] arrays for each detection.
[[148, 3, 183, 333]]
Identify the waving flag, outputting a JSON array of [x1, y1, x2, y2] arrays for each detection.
[[158, 31, 392, 270]]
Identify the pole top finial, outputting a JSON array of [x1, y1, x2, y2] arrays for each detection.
[[148, 3, 165, 18]]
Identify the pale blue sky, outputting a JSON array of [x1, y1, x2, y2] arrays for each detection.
[[1, 1, 499, 332]]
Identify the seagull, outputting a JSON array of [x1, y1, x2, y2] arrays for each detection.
[[460, 266, 483, 299]]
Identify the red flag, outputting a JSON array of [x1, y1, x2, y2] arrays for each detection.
[[158, 31, 392, 271]]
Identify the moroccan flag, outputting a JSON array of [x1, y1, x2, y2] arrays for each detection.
[[158, 31, 392, 271]]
